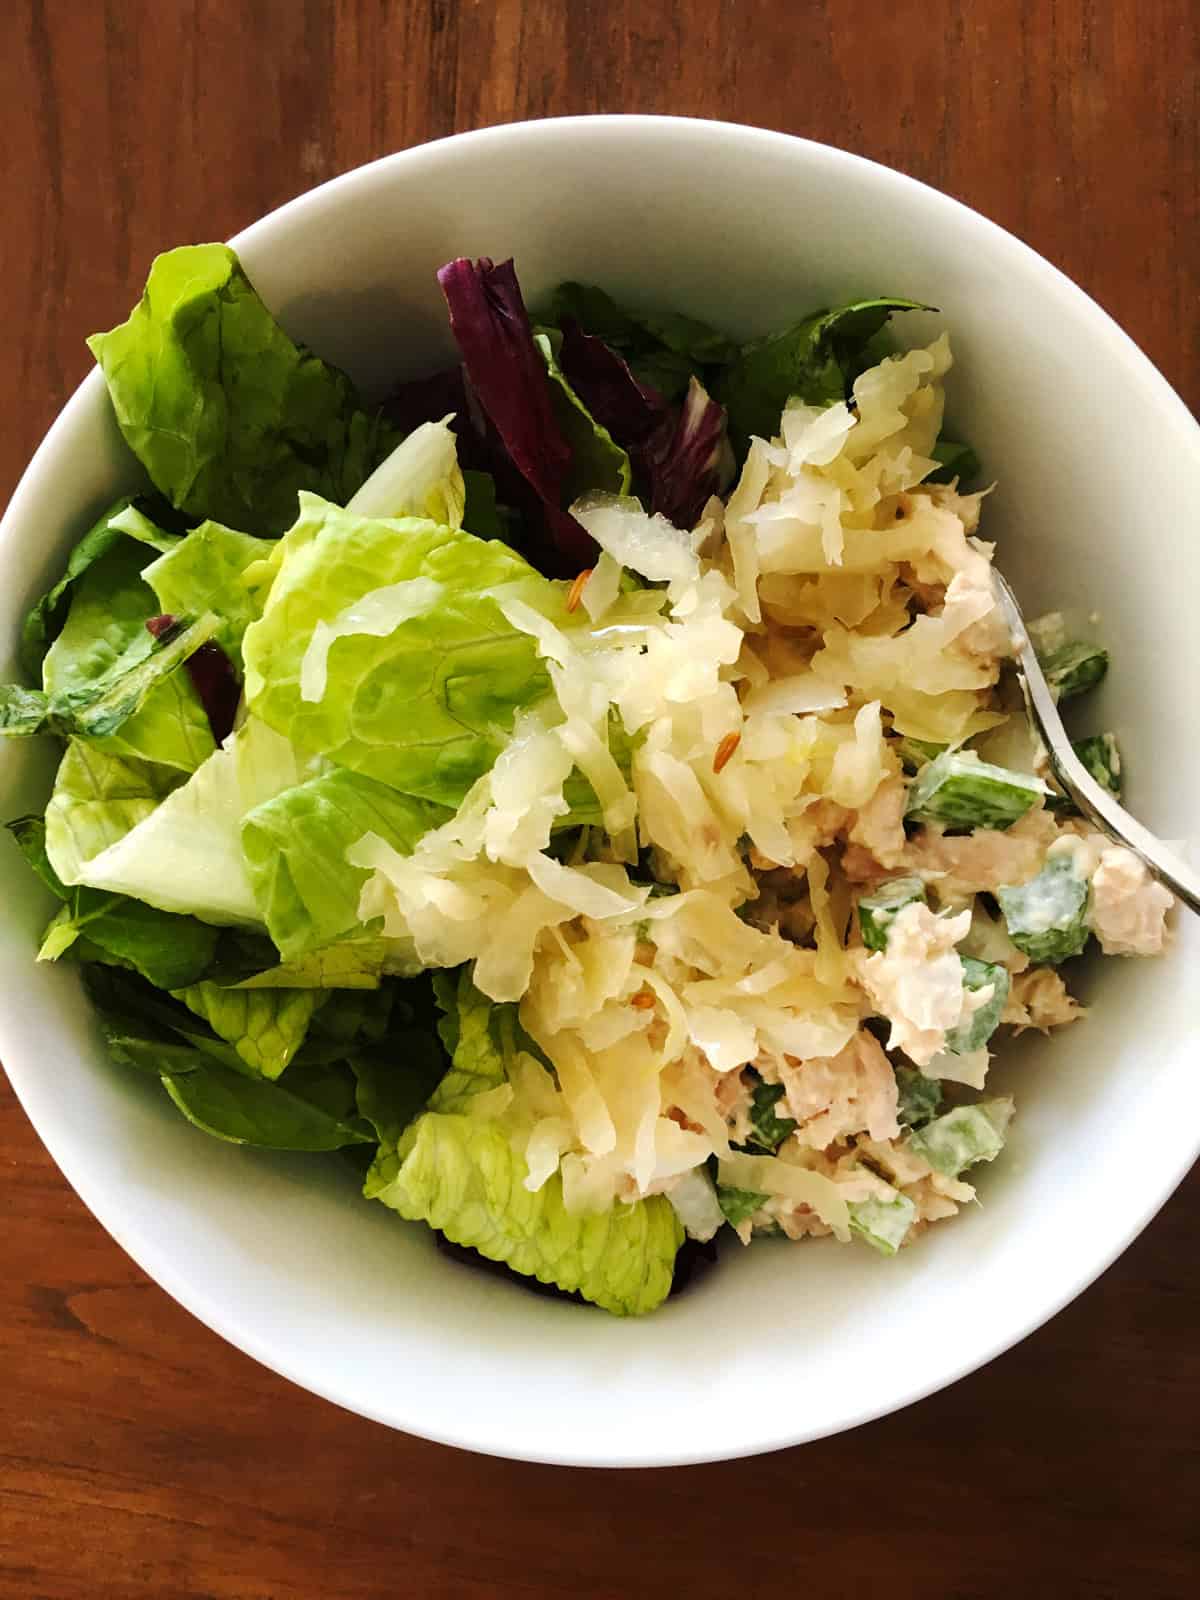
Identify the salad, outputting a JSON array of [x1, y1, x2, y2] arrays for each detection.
[[1, 246, 1173, 1316]]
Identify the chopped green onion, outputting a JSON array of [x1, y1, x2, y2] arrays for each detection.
[[717, 1185, 768, 1227], [944, 956, 1010, 1054], [1073, 732, 1122, 796], [997, 851, 1090, 964], [745, 1075, 797, 1152], [857, 876, 928, 952], [1040, 641, 1109, 703], [908, 1098, 1013, 1178], [905, 752, 1045, 831], [895, 1066, 943, 1129], [848, 1188, 917, 1256]]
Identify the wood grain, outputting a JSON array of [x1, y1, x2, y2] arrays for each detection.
[[2, 2, 1197, 1595]]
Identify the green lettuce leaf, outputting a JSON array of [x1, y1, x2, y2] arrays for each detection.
[[241, 495, 557, 806], [87, 243, 395, 535], [7, 815, 218, 990], [36, 534, 214, 771], [366, 970, 683, 1314], [928, 439, 981, 485], [140, 520, 275, 669], [20, 495, 180, 676], [162, 1057, 372, 1149], [68, 716, 308, 925], [241, 765, 446, 960], [44, 740, 181, 884], [349, 1031, 448, 1147], [427, 968, 517, 1113], [344, 417, 466, 526], [370, 1114, 682, 1316], [534, 328, 632, 501], [721, 297, 928, 448], [85, 965, 374, 1149], [461, 470, 507, 540], [213, 940, 404, 990], [538, 282, 735, 400], [171, 981, 326, 1078]]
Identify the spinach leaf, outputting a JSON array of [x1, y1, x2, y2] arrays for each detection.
[[6, 815, 218, 990], [720, 297, 929, 449]]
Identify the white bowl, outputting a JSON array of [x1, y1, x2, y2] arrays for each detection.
[[2, 117, 1197, 1467]]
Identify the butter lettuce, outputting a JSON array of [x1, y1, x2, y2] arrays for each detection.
[[141, 520, 275, 668], [44, 741, 182, 884], [345, 417, 466, 526], [242, 495, 557, 806], [88, 243, 395, 535], [241, 766, 446, 960], [68, 717, 308, 925]]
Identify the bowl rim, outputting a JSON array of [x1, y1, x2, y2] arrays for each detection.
[[2, 114, 1198, 1466]]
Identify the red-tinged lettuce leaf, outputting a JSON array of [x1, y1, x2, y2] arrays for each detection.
[[437, 257, 595, 574], [556, 318, 666, 449], [146, 614, 240, 743], [641, 375, 729, 530], [556, 321, 727, 531]]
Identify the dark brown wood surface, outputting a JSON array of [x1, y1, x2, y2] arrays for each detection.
[[2, 3, 1198, 1596]]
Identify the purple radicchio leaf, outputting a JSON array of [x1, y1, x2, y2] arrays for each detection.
[[640, 375, 729, 531], [145, 613, 240, 744], [555, 319, 728, 531], [436, 257, 595, 575]]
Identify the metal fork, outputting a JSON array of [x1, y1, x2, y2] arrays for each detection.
[[991, 571, 1200, 915]]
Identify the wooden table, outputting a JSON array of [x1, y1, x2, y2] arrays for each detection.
[[3, 4, 1197, 1595]]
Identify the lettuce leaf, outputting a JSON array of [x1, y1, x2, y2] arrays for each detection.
[[87, 243, 395, 535], [241, 766, 447, 960], [140, 520, 275, 669], [67, 717, 308, 925], [171, 981, 326, 1078], [32, 536, 216, 770], [928, 439, 981, 485], [161, 1057, 373, 1148], [44, 740, 181, 883], [6, 815, 218, 990], [539, 281, 734, 399], [371, 1115, 683, 1316], [349, 1030, 447, 1146], [437, 257, 595, 574], [20, 494, 180, 676], [638, 375, 728, 530], [533, 328, 632, 502], [366, 971, 683, 1315], [427, 968, 516, 1113], [345, 417, 466, 526], [86, 965, 379, 1150], [554, 320, 728, 529], [720, 297, 928, 449], [241, 494, 556, 806]]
